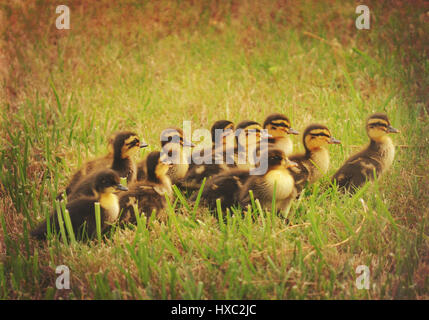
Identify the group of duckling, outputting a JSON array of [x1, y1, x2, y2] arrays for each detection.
[[31, 112, 399, 241]]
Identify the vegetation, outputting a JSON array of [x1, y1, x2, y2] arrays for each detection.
[[0, 0, 428, 299]]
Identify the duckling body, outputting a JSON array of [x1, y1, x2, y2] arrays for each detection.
[[31, 170, 127, 240], [332, 113, 399, 192], [239, 149, 297, 213], [289, 124, 341, 194], [119, 151, 173, 224], [191, 168, 250, 212], [181, 120, 235, 191]]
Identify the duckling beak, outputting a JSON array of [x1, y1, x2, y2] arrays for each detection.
[[140, 141, 149, 148], [287, 128, 299, 135], [329, 137, 341, 144], [286, 160, 298, 168], [387, 125, 399, 134], [115, 184, 128, 191]]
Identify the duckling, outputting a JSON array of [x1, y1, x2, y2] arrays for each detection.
[[60, 131, 147, 200], [63, 131, 147, 200], [263, 113, 299, 156], [233, 120, 270, 171], [136, 127, 194, 185], [31, 169, 128, 240], [289, 124, 341, 194], [180, 120, 235, 191], [332, 113, 399, 192], [239, 149, 298, 214], [190, 167, 251, 212], [119, 151, 173, 224]]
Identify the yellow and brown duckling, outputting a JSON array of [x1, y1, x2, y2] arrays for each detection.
[[136, 127, 194, 185], [289, 124, 341, 194], [60, 131, 146, 200], [233, 120, 270, 170], [31, 169, 128, 240], [332, 113, 399, 193], [119, 151, 173, 224], [263, 113, 299, 156], [239, 149, 298, 214], [64, 131, 147, 200], [180, 120, 235, 191]]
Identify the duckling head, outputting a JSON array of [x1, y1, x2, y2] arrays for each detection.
[[160, 127, 195, 149], [263, 113, 299, 138], [366, 113, 399, 142], [303, 124, 341, 152], [236, 120, 270, 149], [146, 151, 172, 182], [211, 120, 235, 146], [94, 169, 128, 194], [113, 131, 148, 160], [266, 149, 298, 171]]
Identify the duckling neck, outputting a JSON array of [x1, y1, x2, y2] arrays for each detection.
[[308, 147, 330, 178], [369, 136, 395, 171], [270, 136, 293, 156], [99, 192, 120, 222]]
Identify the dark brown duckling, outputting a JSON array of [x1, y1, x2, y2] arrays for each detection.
[[332, 113, 399, 193], [31, 169, 127, 240], [119, 151, 173, 224], [60, 131, 147, 200], [180, 120, 235, 191], [64, 132, 147, 201]]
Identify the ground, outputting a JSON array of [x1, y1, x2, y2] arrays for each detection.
[[0, 0, 428, 299]]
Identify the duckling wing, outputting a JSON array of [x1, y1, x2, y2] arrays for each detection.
[[288, 160, 310, 193], [119, 185, 167, 223]]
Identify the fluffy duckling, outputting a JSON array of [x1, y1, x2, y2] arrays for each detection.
[[60, 131, 147, 200], [180, 120, 235, 191], [31, 169, 128, 240], [332, 113, 399, 192], [263, 113, 299, 156], [233, 120, 270, 170], [119, 151, 173, 224], [190, 168, 251, 212], [239, 149, 298, 213], [136, 127, 194, 185], [289, 124, 341, 194]]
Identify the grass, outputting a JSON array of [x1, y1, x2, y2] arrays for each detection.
[[1, 0, 428, 299]]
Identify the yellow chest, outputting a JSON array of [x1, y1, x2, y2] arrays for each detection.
[[265, 169, 294, 200], [99, 193, 120, 222], [310, 148, 330, 181], [379, 137, 395, 171]]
